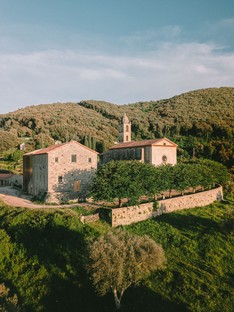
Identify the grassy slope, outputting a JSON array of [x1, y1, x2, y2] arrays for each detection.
[[0, 198, 233, 311], [126, 200, 234, 312]]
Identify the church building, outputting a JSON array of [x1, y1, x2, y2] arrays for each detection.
[[101, 114, 177, 166]]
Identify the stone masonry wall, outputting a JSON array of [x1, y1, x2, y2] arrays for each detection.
[[110, 186, 223, 226]]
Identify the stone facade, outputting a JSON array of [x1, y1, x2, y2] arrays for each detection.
[[23, 141, 98, 203], [0, 173, 23, 187], [101, 138, 177, 166], [101, 114, 177, 166], [100, 186, 223, 226]]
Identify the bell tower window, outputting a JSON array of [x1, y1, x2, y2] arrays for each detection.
[[119, 113, 131, 143]]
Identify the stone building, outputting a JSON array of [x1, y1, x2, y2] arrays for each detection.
[[23, 141, 98, 203], [102, 114, 177, 166], [0, 172, 23, 187]]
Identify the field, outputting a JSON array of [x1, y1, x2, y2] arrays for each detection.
[[0, 198, 233, 311]]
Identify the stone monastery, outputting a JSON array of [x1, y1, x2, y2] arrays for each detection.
[[102, 113, 177, 166], [23, 114, 177, 203]]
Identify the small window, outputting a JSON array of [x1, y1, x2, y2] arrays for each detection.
[[163, 142, 166, 145], [88, 157, 92, 163], [126, 135, 129, 141], [71, 154, 77, 162], [162, 155, 167, 163], [126, 125, 129, 132], [74, 180, 81, 191], [58, 176, 63, 183], [55, 157, 59, 163]]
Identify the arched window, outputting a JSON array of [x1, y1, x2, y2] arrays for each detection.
[[126, 125, 129, 132], [162, 155, 167, 163], [126, 135, 129, 141]]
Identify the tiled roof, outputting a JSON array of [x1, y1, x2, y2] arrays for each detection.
[[109, 138, 177, 149], [25, 141, 99, 156]]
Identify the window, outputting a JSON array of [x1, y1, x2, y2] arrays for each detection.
[[126, 135, 129, 141], [126, 125, 129, 132], [55, 157, 59, 163], [58, 176, 63, 183], [88, 157, 92, 163], [162, 155, 167, 163], [74, 180, 81, 191], [71, 154, 77, 162]]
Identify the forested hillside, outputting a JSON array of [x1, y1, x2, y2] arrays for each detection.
[[0, 87, 233, 166]]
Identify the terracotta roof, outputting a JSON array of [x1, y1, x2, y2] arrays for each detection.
[[109, 138, 177, 149], [25, 141, 99, 156]]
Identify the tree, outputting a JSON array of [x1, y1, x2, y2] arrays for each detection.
[[173, 163, 191, 195], [90, 161, 147, 207], [197, 159, 229, 185], [156, 165, 175, 197], [86, 229, 166, 309], [0, 283, 20, 312]]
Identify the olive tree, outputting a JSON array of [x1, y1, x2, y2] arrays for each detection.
[[86, 229, 166, 309]]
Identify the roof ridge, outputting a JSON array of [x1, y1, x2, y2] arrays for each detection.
[[25, 141, 99, 155]]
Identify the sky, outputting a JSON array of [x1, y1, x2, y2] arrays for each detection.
[[0, 0, 234, 113]]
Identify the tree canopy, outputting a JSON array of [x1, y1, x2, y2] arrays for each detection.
[[90, 160, 229, 206], [86, 229, 166, 309], [0, 87, 233, 166]]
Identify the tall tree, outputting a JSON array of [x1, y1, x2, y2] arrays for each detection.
[[86, 229, 166, 309]]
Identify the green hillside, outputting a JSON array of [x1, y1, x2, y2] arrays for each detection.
[[0, 87, 233, 166], [0, 199, 233, 311]]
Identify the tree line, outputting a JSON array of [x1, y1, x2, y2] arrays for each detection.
[[90, 159, 229, 207]]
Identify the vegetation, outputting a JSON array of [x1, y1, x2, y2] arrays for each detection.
[[87, 229, 166, 309], [90, 161, 153, 207], [126, 199, 234, 312], [0, 283, 20, 312], [0, 87, 233, 166], [90, 159, 229, 206], [0, 197, 233, 311]]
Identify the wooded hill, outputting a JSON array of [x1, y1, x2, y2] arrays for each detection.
[[0, 87, 233, 166]]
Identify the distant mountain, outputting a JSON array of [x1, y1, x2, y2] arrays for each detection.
[[0, 87, 233, 166]]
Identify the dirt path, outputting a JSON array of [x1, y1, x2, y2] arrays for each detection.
[[0, 186, 89, 209]]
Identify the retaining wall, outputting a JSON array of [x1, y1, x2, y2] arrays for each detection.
[[103, 186, 223, 227]]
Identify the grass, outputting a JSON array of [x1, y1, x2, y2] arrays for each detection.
[[0, 198, 233, 311], [125, 199, 234, 312]]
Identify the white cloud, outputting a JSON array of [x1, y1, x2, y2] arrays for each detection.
[[0, 41, 234, 113]]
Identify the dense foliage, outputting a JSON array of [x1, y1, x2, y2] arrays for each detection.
[[90, 160, 229, 206], [87, 229, 166, 309], [0, 199, 233, 311], [0, 283, 20, 311], [0, 87, 233, 165]]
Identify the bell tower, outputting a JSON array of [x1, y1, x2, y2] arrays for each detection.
[[119, 113, 131, 143]]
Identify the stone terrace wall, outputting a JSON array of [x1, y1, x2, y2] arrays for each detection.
[[109, 186, 223, 227]]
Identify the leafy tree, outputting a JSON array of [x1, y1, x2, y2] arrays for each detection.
[[4, 150, 24, 163], [0, 131, 19, 152], [86, 229, 166, 309], [0, 283, 20, 312], [90, 161, 147, 207], [156, 165, 175, 197], [197, 159, 229, 185], [173, 163, 191, 195]]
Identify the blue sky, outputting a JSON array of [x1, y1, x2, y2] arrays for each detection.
[[0, 0, 234, 113]]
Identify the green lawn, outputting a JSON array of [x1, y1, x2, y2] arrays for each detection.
[[125, 199, 234, 312], [0, 199, 233, 311]]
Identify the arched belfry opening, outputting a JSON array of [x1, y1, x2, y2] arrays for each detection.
[[119, 113, 131, 143]]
